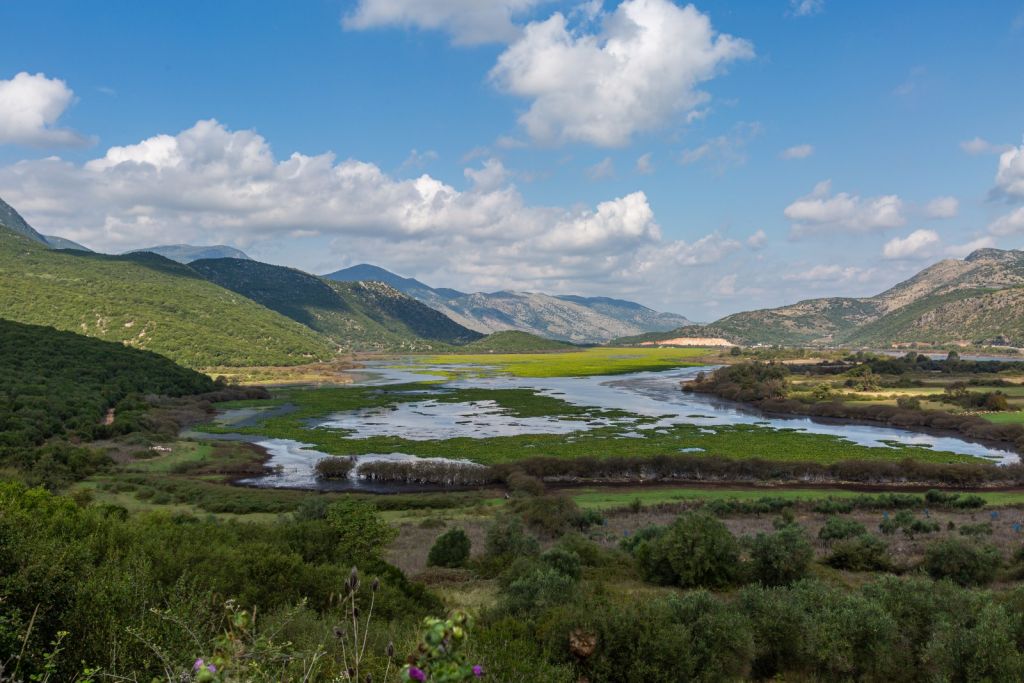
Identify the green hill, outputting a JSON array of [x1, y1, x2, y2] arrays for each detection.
[[0, 228, 336, 367], [189, 258, 482, 351], [460, 330, 576, 353]]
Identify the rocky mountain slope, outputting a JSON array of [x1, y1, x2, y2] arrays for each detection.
[[324, 263, 692, 344], [637, 249, 1024, 347]]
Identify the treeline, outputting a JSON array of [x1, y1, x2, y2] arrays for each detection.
[[0, 318, 261, 489], [686, 362, 1024, 453], [791, 351, 1024, 376]]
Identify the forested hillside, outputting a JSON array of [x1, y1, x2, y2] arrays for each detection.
[[191, 258, 482, 351], [0, 228, 336, 367]]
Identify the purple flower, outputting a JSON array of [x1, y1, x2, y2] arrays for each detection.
[[193, 659, 204, 671], [473, 664, 485, 677], [207, 664, 217, 673], [408, 667, 426, 682]]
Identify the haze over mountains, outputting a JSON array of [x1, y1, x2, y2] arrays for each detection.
[[634, 248, 1024, 348], [325, 264, 693, 344]]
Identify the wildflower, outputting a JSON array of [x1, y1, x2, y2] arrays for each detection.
[[473, 664, 485, 677], [193, 659, 204, 671], [408, 667, 426, 681]]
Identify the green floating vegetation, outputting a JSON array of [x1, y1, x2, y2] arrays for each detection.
[[415, 346, 711, 378]]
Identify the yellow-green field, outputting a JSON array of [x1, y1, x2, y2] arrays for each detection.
[[417, 346, 712, 377]]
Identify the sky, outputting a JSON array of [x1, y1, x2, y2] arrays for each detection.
[[1, 0, 1023, 321]]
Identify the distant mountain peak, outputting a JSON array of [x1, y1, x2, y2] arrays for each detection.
[[964, 247, 1017, 263], [126, 244, 252, 264], [0, 196, 48, 245]]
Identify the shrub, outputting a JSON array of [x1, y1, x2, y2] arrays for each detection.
[[827, 535, 890, 571], [505, 471, 545, 497], [325, 499, 397, 562], [541, 547, 582, 581], [635, 512, 740, 589], [427, 528, 471, 569], [517, 494, 585, 537], [923, 539, 1002, 586], [818, 516, 867, 541], [484, 515, 539, 560], [313, 456, 355, 479], [501, 567, 577, 615], [749, 525, 814, 587]]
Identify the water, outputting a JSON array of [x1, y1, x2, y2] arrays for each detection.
[[199, 361, 1019, 492]]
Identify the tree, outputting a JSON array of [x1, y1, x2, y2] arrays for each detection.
[[325, 499, 397, 562], [638, 512, 740, 589], [750, 525, 814, 586], [427, 528, 471, 568]]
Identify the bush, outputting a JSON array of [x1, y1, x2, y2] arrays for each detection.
[[634, 512, 740, 589], [484, 515, 539, 560], [749, 525, 814, 586], [827, 534, 890, 571], [314, 456, 355, 479], [541, 547, 582, 581], [516, 494, 585, 537], [923, 539, 1002, 586], [818, 516, 867, 541], [501, 567, 577, 615], [427, 528, 471, 569]]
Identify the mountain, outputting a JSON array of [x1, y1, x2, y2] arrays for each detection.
[[128, 244, 252, 263], [0, 225, 335, 367], [190, 258, 482, 351], [0, 197, 47, 244], [324, 263, 692, 343], [634, 248, 1024, 347], [44, 235, 92, 251], [460, 330, 576, 353]]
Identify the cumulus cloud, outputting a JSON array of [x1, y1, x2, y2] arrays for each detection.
[[995, 141, 1024, 198], [489, 0, 753, 146], [0, 118, 738, 298], [780, 144, 813, 160], [989, 207, 1024, 236], [924, 196, 958, 219], [342, 0, 545, 45], [945, 236, 995, 258], [789, 0, 824, 17], [882, 229, 940, 260], [785, 180, 905, 237], [0, 72, 88, 147]]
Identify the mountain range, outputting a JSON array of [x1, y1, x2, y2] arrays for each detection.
[[630, 248, 1024, 348], [127, 244, 252, 263], [324, 264, 693, 344]]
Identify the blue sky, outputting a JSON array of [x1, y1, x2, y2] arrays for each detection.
[[1, 0, 1023, 320]]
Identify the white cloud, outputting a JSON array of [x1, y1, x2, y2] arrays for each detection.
[[0, 72, 88, 147], [995, 140, 1024, 198], [789, 0, 824, 17], [0, 118, 739, 300], [635, 152, 654, 175], [463, 157, 509, 191], [783, 264, 874, 284], [342, 0, 545, 45], [960, 137, 1012, 156], [489, 0, 753, 146], [679, 122, 761, 173], [989, 207, 1024, 236], [882, 229, 940, 260], [924, 196, 958, 219], [780, 143, 813, 160], [945, 236, 995, 258], [785, 180, 906, 236], [746, 229, 767, 248], [585, 157, 614, 180]]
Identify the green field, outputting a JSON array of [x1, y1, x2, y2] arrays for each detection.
[[417, 346, 711, 377]]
